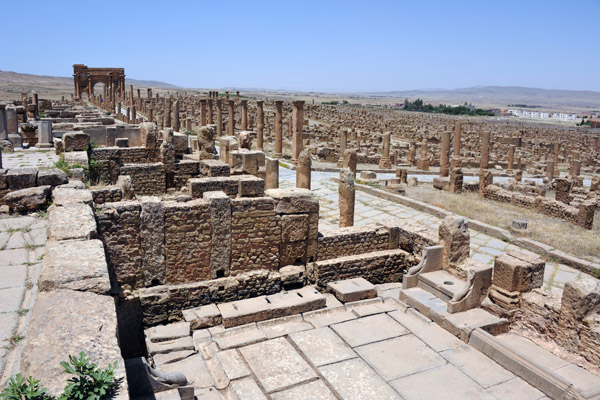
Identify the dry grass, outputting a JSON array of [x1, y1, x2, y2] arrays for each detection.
[[404, 185, 600, 262]]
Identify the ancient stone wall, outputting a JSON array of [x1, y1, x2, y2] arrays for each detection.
[[91, 187, 123, 204], [120, 163, 166, 195], [163, 199, 212, 283], [316, 225, 390, 260], [230, 197, 280, 274]]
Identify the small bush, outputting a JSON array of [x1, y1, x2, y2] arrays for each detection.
[[0, 374, 51, 400]]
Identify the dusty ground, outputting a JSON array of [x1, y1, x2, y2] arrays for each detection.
[[403, 184, 600, 263]]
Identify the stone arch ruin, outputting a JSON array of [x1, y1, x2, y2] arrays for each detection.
[[73, 64, 125, 100]]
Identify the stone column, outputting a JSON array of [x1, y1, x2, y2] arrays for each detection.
[[265, 158, 279, 189], [126, 107, 131, 124], [337, 129, 347, 167], [129, 85, 134, 107], [379, 132, 391, 169], [553, 142, 560, 176], [292, 100, 305, 163], [241, 100, 248, 130], [227, 100, 235, 136], [149, 105, 154, 123], [453, 120, 461, 157], [216, 99, 223, 136], [440, 130, 450, 177], [274, 100, 283, 158], [36, 121, 53, 148], [173, 100, 180, 131], [0, 104, 7, 140], [507, 145, 515, 173], [207, 99, 214, 124], [480, 130, 490, 169], [132, 105, 137, 123], [200, 99, 207, 126], [339, 168, 355, 227], [546, 161, 555, 180], [256, 101, 264, 150], [417, 138, 429, 170], [343, 149, 357, 175], [31, 92, 39, 119], [296, 149, 311, 189]]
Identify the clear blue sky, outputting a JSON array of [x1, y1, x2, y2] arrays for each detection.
[[2, 0, 599, 92]]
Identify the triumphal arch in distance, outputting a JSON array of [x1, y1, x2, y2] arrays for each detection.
[[73, 64, 125, 100]]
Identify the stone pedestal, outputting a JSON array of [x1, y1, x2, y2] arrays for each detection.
[[36, 121, 53, 148], [265, 158, 279, 189], [343, 149, 357, 175], [339, 168, 355, 227]]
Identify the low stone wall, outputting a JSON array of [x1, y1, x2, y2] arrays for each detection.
[[120, 163, 166, 195], [91, 187, 123, 204], [308, 249, 414, 288], [483, 184, 597, 229], [316, 224, 390, 260], [20, 188, 128, 398]]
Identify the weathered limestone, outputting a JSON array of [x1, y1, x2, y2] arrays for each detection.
[[140, 198, 166, 286], [265, 158, 279, 189], [440, 130, 450, 177], [274, 100, 283, 158], [204, 191, 231, 279], [227, 100, 235, 136], [4, 185, 51, 213], [378, 132, 391, 169], [256, 100, 264, 150], [327, 277, 376, 303], [449, 167, 463, 193], [63, 132, 90, 152], [337, 129, 347, 167], [453, 120, 461, 157], [36, 120, 53, 148], [417, 138, 429, 171], [343, 149, 357, 176], [479, 169, 493, 198], [296, 150, 311, 190], [292, 101, 305, 162], [480, 130, 490, 169], [339, 168, 355, 227], [438, 216, 470, 271]]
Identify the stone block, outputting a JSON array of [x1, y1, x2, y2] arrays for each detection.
[[281, 214, 309, 243], [39, 239, 110, 295], [36, 168, 68, 187], [237, 175, 265, 197], [4, 185, 50, 213], [21, 289, 127, 399], [172, 133, 188, 155], [47, 203, 97, 241], [182, 304, 222, 330], [6, 167, 37, 190], [52, 187, 93, 206], [218, 296, 272, 328], [64, 151, 89, 166], [493, 253, 540, 293], [0, 169, 7, 189], [433, 176, 450, 191], [327, 277, 376, 303], [266, 286, 326, 318], [188, 177, 239, 198], [146, 322, 191, 343], [147, 336, 195, 356], [265, 188, 319, 214], [63, 132, 90, 152], [199, 159, 230, 177]]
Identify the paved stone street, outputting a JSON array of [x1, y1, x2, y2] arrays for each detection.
[[278, 167, 589, 295], [0, 214, 47, 380], [174, 293, 548, 399]]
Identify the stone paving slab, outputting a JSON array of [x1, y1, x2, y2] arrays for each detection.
[[388, 309, 464, 352], [239, 337, 317, 393], [271, 379, 336, 400], [330, 313, 408, 347], [0, 265, 28, 289], [486, 377, 546, 400], [289, 327, 356, 367], [0, 287, 25, 313], [356, 334, 446, 381], [229, 377, 267, 400], [257, 314, 313, 339], [440, 344, 514, 388], [390, 363, 497, 400], [319, 358, 401, 400], [302, 307, 357, 328]]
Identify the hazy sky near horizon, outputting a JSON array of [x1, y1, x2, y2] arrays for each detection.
[[3, 0, 599, 92]]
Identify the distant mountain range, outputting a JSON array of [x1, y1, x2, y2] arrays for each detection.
[[369, 86, 600, 110], [1, 70, 598, 110], [0, 70, 181, 89]]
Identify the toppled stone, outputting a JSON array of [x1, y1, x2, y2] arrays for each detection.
[[4, 185, 51, 213], [37, 168, 68, 187], [6, 167, 37, 190], [39, 239, 111, 295]]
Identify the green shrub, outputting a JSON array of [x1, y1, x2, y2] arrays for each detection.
[[0, 352, 120, 400]]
